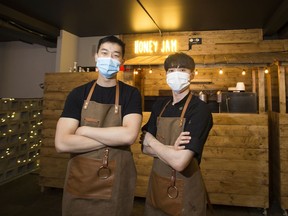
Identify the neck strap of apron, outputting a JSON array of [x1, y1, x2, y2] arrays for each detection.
[[83, 81, 119, 114], [159, 93, 193, 127]]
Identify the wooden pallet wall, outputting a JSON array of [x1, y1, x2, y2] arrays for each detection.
[[202, 113, 269, 208], [279, 114, 288, 209], [39, 72, 98, 188]]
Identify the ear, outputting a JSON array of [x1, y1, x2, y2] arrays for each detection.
[[190, 72, 195, 80]]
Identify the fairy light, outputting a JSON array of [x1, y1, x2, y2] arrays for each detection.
[[1, 98, 42, 177], [219, 68, 223, 75]]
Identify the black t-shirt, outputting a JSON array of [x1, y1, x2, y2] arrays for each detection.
[[142, 93, 213, 163], [61, 80, 142, 121]]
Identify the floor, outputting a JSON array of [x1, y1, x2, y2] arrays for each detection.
[[0, 172, 285, 216]]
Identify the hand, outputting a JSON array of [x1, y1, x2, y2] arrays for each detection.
[[174, 131, 191, 150], [139, 131, 147, 145], [140, 131, 153, 147]]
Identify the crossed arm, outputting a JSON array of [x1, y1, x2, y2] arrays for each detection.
[[140, 131, 194, 172], [55, 113, 142, 153]]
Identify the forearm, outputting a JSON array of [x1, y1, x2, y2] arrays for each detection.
[[55, 117, 105, 153], [146, 134, 194, 172], [55, 133, 105, 153], [77, 113, 142, 147], [142, 145, 158, 157]]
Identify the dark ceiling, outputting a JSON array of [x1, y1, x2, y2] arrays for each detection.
[[1, 0, 288, 48]]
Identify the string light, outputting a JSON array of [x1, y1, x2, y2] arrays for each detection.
[[219, 68, 223, 75], [0, 98, 42, 177], [194, 69, 198, 75], [242, 69, 246, 75], [265, 68, 269, 74], [149, 68, 153, 73]]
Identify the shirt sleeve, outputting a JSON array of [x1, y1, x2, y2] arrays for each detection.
[[60, 87, 85, 121], [141, 99, 167, 136], [122, 86, 142, 117], [183, 102, 213, 163]]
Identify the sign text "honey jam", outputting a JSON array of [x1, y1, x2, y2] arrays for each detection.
[[134, 40, 177, 54]]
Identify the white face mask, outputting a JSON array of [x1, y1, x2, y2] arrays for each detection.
[[166, 71, 190, 93]]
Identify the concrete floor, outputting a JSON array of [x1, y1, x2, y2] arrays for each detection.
[[0, 172, 284, 216]]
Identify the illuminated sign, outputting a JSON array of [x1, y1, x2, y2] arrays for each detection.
[[134, 40, 177, 54]]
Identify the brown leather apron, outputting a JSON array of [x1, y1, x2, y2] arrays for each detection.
[[62, 81, 137, 216], [145, 93, 207, 216]]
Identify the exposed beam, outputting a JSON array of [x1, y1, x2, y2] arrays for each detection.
[[0, 3, 59, 47], [0, 19, 57, 47], [263, 0, 288, 37]]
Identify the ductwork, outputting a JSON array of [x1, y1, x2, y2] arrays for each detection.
[[0, 3, 59, 47]]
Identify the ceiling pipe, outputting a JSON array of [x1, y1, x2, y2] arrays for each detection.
[[136, 0, 162, 36]]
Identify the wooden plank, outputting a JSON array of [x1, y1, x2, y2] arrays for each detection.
[[39, 156, 68, 178], [203, 147, 268, 161], [201, 158, 268, 172], [206, 136, 268, 149], [39, 176, 65, 189], [209, 125, 268, 137], [266, 73, 272, 111], [212, 113, 268, 125], [278, 65, 287, 113], [208, 193, 268, 208], [205, 180, 268, 196], [40, 146, 69, 159], [202, 170, 268, 185], [258, 68, 265, 113]]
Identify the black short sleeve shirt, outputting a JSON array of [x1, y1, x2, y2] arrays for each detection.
[[142, 93, 213, 163], [61, 80, 142, 121]]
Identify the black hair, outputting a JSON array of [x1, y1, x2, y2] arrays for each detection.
[[97, 35, 126, 57], [164, 52, 195, 71]]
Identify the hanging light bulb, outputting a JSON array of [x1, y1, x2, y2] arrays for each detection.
[[219, 68, 223, 75], [242, 69, 246, 75], [265, 68, 269, 74], [149, 68, 153, 73], [194, 69, 198, 75]]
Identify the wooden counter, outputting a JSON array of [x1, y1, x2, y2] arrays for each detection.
[[269, 112, 288, 210]]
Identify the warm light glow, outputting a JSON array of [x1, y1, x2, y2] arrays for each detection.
[[265, 68, 269, 74], [242, 69, 246, 75], [219, 68, 223, 75], [134, 40, 177, 54], [149, 68, 153, 73], [194, 69, 198, 75]]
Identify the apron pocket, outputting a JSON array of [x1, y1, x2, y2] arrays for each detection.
[[147, 171, 184, 216], [65, 156, 116, 199], [83, 117, 100, 127]]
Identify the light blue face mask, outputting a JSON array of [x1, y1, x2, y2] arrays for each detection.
[[96, 57, 121, 78]]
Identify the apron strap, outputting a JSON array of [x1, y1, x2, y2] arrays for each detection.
[[115, 81, 119, 114], [159, 100, 171, 117], [83, 80, 97, 109], [158, 93, 193, 127], [83, 80, 119, 113], [179, 93, 193, 127]]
